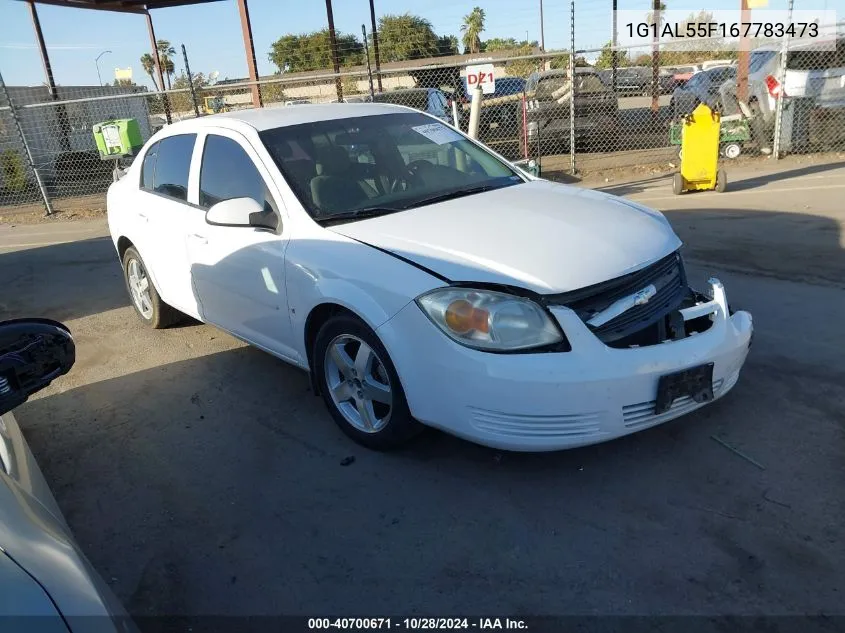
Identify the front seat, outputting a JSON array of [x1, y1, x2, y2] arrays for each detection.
[[310, 146, 376, 215]]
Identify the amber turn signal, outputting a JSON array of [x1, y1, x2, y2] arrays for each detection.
[[444, 299, 490, 334]]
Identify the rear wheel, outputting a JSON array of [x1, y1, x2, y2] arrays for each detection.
[[314, 315, 421, 450], [716, 168, 728, 193], [122, 246, 181, 329], [672, 172, 684, 195], [723, 143, 742, 159]]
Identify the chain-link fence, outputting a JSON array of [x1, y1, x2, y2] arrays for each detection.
[[1, 3, 843, 218]]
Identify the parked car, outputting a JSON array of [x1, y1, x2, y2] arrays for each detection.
[[670, 65, 737, 117], [371, 88, 450, 122], [671, 64, 702, 86], [107, 104, 752, 451], [525, 68, 620, 148], [598, 67, 676, 95], [0, 318, 134, 631], [741, 36, 845, 126]]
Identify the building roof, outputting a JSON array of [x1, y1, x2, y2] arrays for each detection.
[[15, 0, 225, 13]]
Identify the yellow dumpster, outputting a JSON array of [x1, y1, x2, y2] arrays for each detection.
[[672, 103, 727, 195]]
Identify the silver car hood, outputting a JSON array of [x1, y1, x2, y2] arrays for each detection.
[[330, 180, 682, 293]]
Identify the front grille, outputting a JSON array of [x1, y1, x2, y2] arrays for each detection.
[[545, 252, 687, 343]]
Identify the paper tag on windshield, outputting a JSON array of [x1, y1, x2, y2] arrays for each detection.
[[412, 123, 463, 145]]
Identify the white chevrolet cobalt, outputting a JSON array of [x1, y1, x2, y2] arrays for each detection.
[[107, 104, 752, 451]]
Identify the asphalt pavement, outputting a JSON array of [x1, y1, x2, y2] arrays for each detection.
[[1, 158, 843, 622]]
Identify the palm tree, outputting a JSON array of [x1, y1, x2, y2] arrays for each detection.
[[140, 53, 159, 90], [156, 39, 176, 89], [460, 7, 485, 54]]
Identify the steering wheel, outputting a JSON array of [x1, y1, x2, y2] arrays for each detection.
[[389, 160, 432, 193]]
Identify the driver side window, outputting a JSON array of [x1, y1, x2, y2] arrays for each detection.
[[199, 135, 276, 216]]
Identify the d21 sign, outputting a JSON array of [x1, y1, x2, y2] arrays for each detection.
[[466, 63, 496, 95]]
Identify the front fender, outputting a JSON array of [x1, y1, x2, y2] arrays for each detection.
[[285, 232, 443, 367]]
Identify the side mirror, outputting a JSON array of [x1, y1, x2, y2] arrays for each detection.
[[206, 197, 274, 230], [0, 319, 75, 416]]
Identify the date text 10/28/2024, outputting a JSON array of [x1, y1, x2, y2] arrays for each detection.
[[308, 618, 528, 630], [627, 21, 819, 39]]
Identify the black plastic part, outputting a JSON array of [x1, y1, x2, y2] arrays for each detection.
[[0, 319, 75, 416], [655, 363, 714, 415]]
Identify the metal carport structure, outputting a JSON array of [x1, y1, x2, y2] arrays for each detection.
[[12, 0, 264, 116]]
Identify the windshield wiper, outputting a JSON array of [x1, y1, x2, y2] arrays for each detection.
[[404, 181, 518, 209], [315, 206, 403, 226]]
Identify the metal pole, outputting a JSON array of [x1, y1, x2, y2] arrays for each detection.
[[0, 71, 54, 216], [236, 0, 263, 108], [569, 0, 576, 174], [650, 0, 660, 115], [362, 25, 375, 100], [325, 0, 343, 102], [611, 0, 617, 92], [539, 0, 546, 52], [368, 0, 383, 92], [28, 0, 70, 152], [468, 83, 483, 138], [737, 0, 751, 102], [145, 11, 171, 124], [772, 0, 794, 159], [182, 44, 200, 117]]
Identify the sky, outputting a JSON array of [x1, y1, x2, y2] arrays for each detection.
[[0, 0, 840, 89]]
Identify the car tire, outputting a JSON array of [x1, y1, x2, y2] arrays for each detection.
[[314, 314, 422, 450], [122, 246, 181, 329]]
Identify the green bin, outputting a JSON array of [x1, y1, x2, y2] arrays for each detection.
[[93, 118, 143, 159]]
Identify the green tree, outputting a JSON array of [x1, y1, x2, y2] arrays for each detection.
[[506, 45, 542, 78], [594, 41, 630, 69], [461, 7, 486, 54], [375, 14, 439, 62], [269, 30, 363, 73], [140, 53, 159, 90], [156, 40, 176, 89], [483, 37, 538, 52], [436, 34, 460, 56]]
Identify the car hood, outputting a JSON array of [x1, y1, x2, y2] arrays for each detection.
[[328, 180, 682, 294]]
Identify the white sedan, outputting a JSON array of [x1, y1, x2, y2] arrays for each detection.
[[107, 104, 752, 451]]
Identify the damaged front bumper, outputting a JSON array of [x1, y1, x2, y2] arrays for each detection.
[[378, 278, 752, 452]]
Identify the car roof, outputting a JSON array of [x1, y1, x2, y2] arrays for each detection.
[[163, 103, 417, 132]]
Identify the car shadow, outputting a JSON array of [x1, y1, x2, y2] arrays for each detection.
[[0, 236, 127, 323]]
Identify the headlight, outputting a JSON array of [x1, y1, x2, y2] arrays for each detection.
[[416, 288, 565, 351]]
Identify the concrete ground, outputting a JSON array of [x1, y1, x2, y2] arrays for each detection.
[[1, 158, 843, 622]]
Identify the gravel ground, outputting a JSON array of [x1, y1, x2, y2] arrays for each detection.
[[0, 158, 843, 625]]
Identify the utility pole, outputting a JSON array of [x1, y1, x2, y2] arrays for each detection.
[[539, 0, 546, 51], [325, 0, 343, 102], [611, 0, 617, 92], [737, 0, 751, 102], [650, 0, 660, 115], [368, 0, 383, 92]]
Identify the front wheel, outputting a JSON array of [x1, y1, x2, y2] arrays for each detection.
[[314, 315, 421, 450]]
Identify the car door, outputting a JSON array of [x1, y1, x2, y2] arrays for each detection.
[[185, 129, 297, 361], [138, 133, 201, 318]]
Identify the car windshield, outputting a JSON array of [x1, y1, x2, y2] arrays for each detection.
[[750, 50, 776, 72], [259, 112, 523, 222]]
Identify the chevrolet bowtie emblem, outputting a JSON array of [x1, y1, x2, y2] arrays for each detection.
[[587, 284, 658, 328]]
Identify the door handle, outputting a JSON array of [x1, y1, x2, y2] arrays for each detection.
[[189, 233, 208, 245]]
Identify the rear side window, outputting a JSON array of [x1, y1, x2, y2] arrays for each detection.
[[199, 135, 270, 210], [151, 134, 195, 201], [140, 141, 158, 189]]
